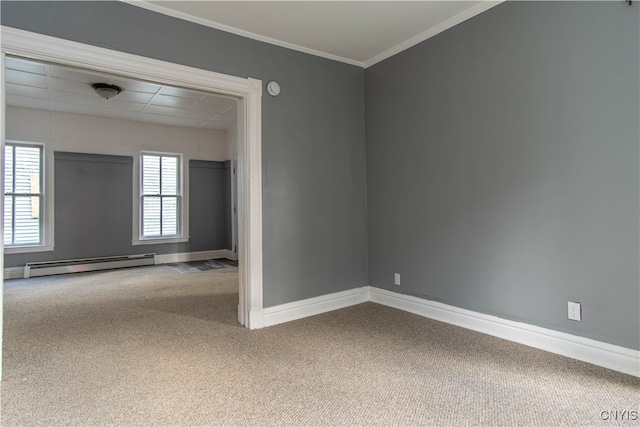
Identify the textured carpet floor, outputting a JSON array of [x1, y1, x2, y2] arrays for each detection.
[[1, 265, 638, 426]]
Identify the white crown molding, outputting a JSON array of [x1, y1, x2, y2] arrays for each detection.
[[367, 287, 640, 378], [122, 0, 503, 69], [363, 0, 505, 68], [121, 0, 364, 68]]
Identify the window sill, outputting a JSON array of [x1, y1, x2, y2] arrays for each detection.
[[132, 237, 189, 246], [4, 245, 55, 254]]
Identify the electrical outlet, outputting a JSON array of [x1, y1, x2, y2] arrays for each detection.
[[394, 273, 401, 286], [568, 301, 581, 321]]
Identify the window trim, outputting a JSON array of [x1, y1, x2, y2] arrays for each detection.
[[3, 140, 54, 254], [132, 150, 189, 246]]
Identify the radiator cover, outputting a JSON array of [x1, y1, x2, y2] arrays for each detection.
[[24, 254, 156, 278]]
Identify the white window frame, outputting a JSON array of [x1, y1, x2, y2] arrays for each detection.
[[3, 140, 54, 254], [133, 151, 189, 245]]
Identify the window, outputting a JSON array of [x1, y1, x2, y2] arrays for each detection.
[[140, 152, 182, 239], [4, 142, 44, 247]]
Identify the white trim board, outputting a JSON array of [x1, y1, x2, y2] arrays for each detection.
[[368, 287, 639, 378], [223, 249, 238, 262], [262, 286, 639, 377], [263, 287, 369, 327], [123, 0, 503, 69]]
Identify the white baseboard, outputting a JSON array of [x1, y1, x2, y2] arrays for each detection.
[[367, 286, 639, 378], [262, 285, 638, 376], [154, 249, 229, 265], [263, 287, 369, 327], [249, 308, 265, 329], [4, 267, 25, 280], [222, 249, 238, 261]]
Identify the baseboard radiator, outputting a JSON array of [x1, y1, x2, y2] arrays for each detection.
[[24, 253, 156, 278]]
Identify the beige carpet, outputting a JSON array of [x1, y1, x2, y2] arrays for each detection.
[[1, 264, 638, 426]]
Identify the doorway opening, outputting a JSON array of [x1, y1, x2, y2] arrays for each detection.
[[0, 26, 265, 379]]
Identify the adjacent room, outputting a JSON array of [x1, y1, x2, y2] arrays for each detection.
[[1, 1, 638, 425], [3, 57, 239, 274]]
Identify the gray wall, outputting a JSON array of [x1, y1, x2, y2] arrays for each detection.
[[1, 1, 369, 307], [53, 152, 133, 259], [366, 2, 639, 349], [189, 160, 229, 252], [4, 153, 232, 266], [222, 160, 233, 252]]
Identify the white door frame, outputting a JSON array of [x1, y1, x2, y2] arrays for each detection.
[[0, 26, 266, 378]]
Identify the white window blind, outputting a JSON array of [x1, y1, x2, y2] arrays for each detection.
[[141, 153, 181, 238]]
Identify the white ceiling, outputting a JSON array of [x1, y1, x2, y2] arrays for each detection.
[[130, 1, 503, 67], [5, 56, 238, 130]]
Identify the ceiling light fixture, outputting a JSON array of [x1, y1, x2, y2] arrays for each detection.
[[91, 83, 122, 100]]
